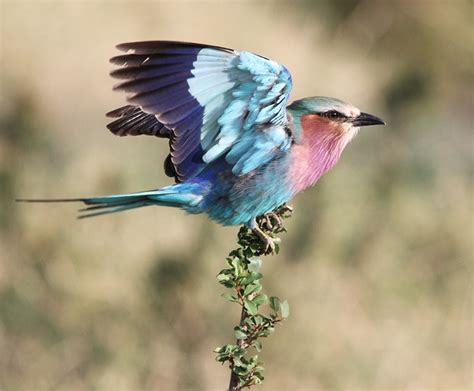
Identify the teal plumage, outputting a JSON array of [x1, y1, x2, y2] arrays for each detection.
[[19, 41, 384, 245]]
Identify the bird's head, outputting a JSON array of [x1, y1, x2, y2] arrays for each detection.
[[287, 97, 385, 193], [288, 96, 385, 143]]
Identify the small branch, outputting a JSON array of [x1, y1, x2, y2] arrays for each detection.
[[228, 306, 246, 391], [215, 204, 292, 390]]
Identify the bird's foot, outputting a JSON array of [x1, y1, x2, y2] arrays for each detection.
[[257, 204, 293, 233], [250, 203, 292, 255], [252, 226, 280, 255], [259, 212, 283, 231]]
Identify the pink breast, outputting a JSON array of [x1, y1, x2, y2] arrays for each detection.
[[288, 115, 349, 194]]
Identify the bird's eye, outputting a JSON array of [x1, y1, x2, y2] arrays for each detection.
[[323, 110, 342, 119]]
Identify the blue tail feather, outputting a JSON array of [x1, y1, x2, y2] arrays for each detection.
[[17, 183, 205, 218], [78, 201, 151, 219]]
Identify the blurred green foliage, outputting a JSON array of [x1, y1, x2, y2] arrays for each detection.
[[1, 0, 472, 389]]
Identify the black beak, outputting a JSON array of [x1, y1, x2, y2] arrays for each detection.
[[352, 112, 385, 127]]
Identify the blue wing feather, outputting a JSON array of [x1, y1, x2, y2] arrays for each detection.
[[110, 41, 293, 181]]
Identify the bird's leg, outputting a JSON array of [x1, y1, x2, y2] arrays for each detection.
[[251, 225, 277, 255]]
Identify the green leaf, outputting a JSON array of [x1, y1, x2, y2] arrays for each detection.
[[258, 325, 275, 337], [244, 299, 258, 315], [222, 281, 235, 288], [280, 300, 290, 318], [254, 367, 265, 382], [230, 258, 243, 276], [269, 296, 281, 312], [275, 243, 280, 254], [216, 352, 231, 363], [221, 292, 239, 303], [217, 272, 236, 288], [243, 282, 261, 297], [252, 293, 268, 306], [251, 315, 263, 326], [216, 272, 229, 281], [248, 258, 262, 272], [244, 248, 255, 258], [226, 257, 235, 267], [241, 272, 262, 285], [252, 341, 263, 352], [234, 328, 247, 340]]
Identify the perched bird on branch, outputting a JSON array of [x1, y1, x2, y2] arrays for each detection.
[[19, 41, 384, 251]]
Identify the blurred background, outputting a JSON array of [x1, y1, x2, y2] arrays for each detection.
[[0, 0, 472, 389]]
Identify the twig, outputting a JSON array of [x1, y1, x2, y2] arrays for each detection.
[[215, 204, 292, 390], [228, 306, 246, 390]]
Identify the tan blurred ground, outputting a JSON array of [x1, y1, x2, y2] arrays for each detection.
[[0, 0, 472, 390]]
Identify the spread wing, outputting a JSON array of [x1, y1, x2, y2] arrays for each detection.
[[108, 41, 293, 182]]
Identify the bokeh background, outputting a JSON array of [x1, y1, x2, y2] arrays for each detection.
[[1, 0, 472, 389]]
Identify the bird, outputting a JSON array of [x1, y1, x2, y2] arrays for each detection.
[[18, 41, 385, 251]]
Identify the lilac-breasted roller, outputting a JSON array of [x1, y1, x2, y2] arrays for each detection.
[[20, 41, 384, 250]]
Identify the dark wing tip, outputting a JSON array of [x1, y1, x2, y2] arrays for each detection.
[[106, 105, 171, 138], [115, 40, 234, 54], [106, 105, 136, 118], [115, 41, 175, 53], [109, 54, 128, 65]]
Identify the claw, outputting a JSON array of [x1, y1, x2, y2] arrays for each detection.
[[257, 211, 285, 232], [252, 226, 279, 255], [267, 212, 283, 230], [256, 214, 271, 231], [266, 215, 273, 229]]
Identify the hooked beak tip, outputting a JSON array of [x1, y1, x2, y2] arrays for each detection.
[[353, 112, 385, 127]]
